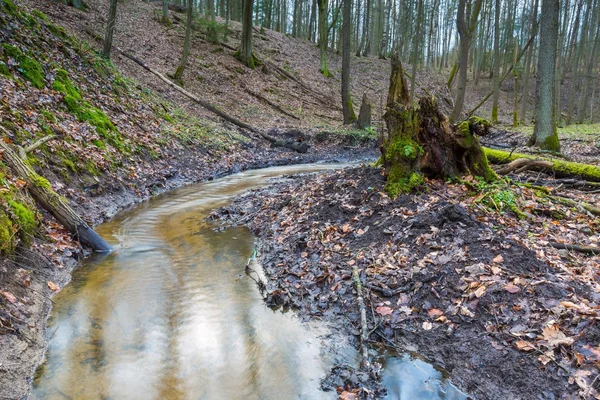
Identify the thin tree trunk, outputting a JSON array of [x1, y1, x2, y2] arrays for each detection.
[[491, 0, 501, 123], [410, 0, 423, 103], [317, 0, 332, 76], [173, 0, 193, 80], [102, 0, 118, 58], [239, 0, 256, 67], [528, 0, 560, 151], [341, 0, 356, 124]]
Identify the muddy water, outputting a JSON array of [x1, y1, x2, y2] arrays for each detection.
[[32, 163, 464, 400]]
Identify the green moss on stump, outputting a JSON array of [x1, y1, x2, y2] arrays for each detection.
[[385, 171, 424, 197]]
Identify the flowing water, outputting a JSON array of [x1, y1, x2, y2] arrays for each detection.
[[32, 163, 465, 400]]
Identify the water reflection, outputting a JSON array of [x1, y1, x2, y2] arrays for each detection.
[[32, 163, 465, 400]]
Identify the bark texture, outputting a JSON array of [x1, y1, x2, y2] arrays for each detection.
[[382, 59, 496, 196], [528, 0, 560, 151]]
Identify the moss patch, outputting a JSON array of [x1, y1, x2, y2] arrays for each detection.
[[53, 69, 81, 99], [385, 171, 424, 197], [8, 200, 37, 242], [2, 44, 45, 88], [0, 209, 15, 255]]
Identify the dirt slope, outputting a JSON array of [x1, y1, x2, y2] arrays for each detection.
[[21, 0, 453, 131]]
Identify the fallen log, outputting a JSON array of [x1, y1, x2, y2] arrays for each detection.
[[549, 195, 600, 217], [119, 50, 309, 153], [549, 242, 600, 255], [484, 148, 600, 182], [0, 132, 112, 252]]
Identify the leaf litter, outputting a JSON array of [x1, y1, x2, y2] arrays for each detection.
[[213, 165, 600, 399]]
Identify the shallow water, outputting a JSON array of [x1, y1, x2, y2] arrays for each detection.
[[32, 163, 465, 400]]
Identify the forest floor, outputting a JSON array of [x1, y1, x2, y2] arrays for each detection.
[[213, 158, 600, 399]]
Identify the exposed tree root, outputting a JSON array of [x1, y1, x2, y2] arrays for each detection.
[[485, 148, 600, 182], [118, 50, 309, 153], [495, 158, 554, 175]]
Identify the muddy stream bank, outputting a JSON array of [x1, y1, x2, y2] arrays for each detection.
[[29, 163, 464, 399]]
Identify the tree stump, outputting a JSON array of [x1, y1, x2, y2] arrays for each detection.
[[381, 58, 497, 196], [357, 93, 372, 129]]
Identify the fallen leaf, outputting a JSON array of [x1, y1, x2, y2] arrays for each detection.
[[515, 340, 536, 352], [47, 281, 60, 292], [542, 325, 574, 348], [339, 391, 358, 400], [428, 308, 444, 318], [1, 291, 17, 303], [492, 254, 504, 263], [422, 321, 433, 330], [376, 306, 393, 316], [342, 224, 350, 233], [504, 283, 520, 293], [538, 350, 555, 365], [491, 266, 502, 275]]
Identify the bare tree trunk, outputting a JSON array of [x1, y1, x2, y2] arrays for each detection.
[[102, 0, 118, 58], [317, 0, 332, 76], [341, 0, 356, 124], [239, 0, 256, 67], [410, 0, 423, 103], [174, 0, 194, 80], [162, 0, 170, 24], [450, 0, 483, 123], [491, 0, 501, 123], [519, 0, 538, 124], [528, 0, 560, 151]]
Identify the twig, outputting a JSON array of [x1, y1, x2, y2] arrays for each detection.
[[352, 264, 371, 368]]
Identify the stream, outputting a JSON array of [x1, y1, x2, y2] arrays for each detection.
[[32, 163, 465, 400]]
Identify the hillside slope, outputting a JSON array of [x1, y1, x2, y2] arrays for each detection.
[[22, 0, 453, 130]]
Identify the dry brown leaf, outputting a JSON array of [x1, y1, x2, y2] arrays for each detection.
[[515, 340, 536, 352], [342, 224, 350, 233], [1, 291, 17, 304], [47, 281, 60, 292], [492, 254, 504, 263], [376, 306, 393, 316], [504, 283, 520, 294], [339, 391, 358, 400], [428, 308, 444, 318], [422, 321, 433, 330], [542, 325, 574, 348]]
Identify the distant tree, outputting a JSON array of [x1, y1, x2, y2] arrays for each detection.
[[102, 0, 118, 58], [317, 0, 332, 76], [490, 0, 500, 123], [174, 0, 194, 81], [161, 0, 170, 24], [527, 0, 560, 151], [238, 0, 256, 67], [341, 0, 356, 124], [450, 0, 483, 122]]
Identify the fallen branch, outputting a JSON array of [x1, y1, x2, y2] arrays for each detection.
[[548, 242, 600, 255], [0, 129, 112, 252], [352, 264, 371, 369], [243, 86, 300, 120], [484, 148, 600, 182], [549, 195, 600, 217], [24, 134, 58, 154], [495, 158, 553, 175], [118, 49, 308, 153]]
